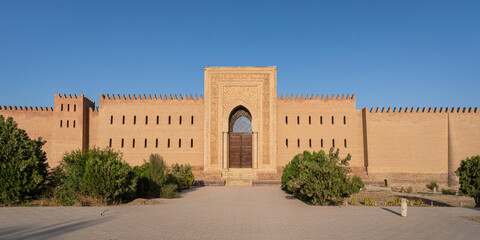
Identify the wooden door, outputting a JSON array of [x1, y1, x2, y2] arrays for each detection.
[[229, 132, 252, 168]]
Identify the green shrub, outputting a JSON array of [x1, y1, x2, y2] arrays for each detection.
[[456, 156, 480, 207], [426, 181, 438, 191], [441, 188, 456, 195], [166, 163, 195, 191], [281, 148, 364, 205], [364, 197, 374, 206], [135, 154, 194, 198], [56, 147, 136, 205], [134, 154, 168, 198], [160, 183, 179, 198], [0, 116, 49, 205]]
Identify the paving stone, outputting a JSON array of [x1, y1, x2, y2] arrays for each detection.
[[0, 187, 479, 239]]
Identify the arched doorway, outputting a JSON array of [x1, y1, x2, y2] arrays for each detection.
[[229, 106, 252, 168]]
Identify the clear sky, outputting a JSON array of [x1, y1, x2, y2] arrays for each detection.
[[0, 1, 479, 109]]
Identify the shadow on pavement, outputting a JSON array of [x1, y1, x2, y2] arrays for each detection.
[[0, 217, 111, 240], [178, 185, 204, 198], [381, 207, 401, 216]]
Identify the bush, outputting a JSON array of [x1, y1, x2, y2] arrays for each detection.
[[456, 156, 480, 207], [426, 181, 438, 191], [134, 154, 168, 198], [0, 116, 49, 205], [167, 163, 195, 191], [406, 186, 414, 193], [56, 147, 136, 205], [135, 154, 195, 199], [441, 188, 456, 195], [281, 148, 364, 205]]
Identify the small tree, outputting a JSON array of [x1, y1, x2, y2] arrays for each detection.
[[56, 147, 136, 205], [0, 116, 48, 205], [134, 154, 168, 198], [282, 148, 364, 205], [456, 155, 480, 207]]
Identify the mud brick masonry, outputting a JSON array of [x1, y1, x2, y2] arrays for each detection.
[[1, 67, 479, 187]]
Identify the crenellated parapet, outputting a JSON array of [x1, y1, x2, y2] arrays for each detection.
[[99, 93, 204, 102], [367, 107, 479, 114], [278, 93, 355, 101], [0, 105, 54, 111]]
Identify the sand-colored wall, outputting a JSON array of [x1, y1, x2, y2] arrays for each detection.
[[366, 107, 449, 173], [276, 94, 365, 168], [0, 106, 54, 163], [94, 94, 204, 167], [448, 108, 480, 185], [50, 94, 95, 166]]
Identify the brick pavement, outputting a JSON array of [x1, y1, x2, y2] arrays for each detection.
[[0, 187, 479, 240]]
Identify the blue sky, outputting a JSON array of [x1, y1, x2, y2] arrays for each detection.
[[0, 1, 479, 109]]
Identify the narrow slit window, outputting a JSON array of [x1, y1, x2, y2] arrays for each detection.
[[67, 104, 70, 111], [297, 139, 300, 147], [309, 116, 311, 125], [344, 139, 347, 148], [61, 104, 63, 111], [121, 138, 124, 148], [66, 120, 69, 128], [309, 139, 312, 148], [168, 116, 171, 125], [321, 139, 323, 148], [60, 120, 63, 127], [73, 121, 76, 128], [332, 116, 334, 125], [144, 138, 147, 148], [297, 116, 300, 125], [110, 115, 113, 124], [122, 116, 125, 124], [179, 139, 182, 148], [168, 139, 170, 148], [132, 139, 135, 148], [285, 116, 288, 124], [74, 104, 76, 112], [191, 116, 194, 125], [155, 138, 158, 148], [145, 116, 148, 125], [344, 116, 346, 125], [320, 116, 323, 125], [156, 116, 159, 125], [179, 116, 182, 125], [286, 138, 288, 147], [332, 139, 335, 148], [133, 115, 136, 125], [190, 138, 194, 148], [109, 138, 112, 147]]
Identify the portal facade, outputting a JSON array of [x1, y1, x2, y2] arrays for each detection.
[[1, 66, 480, 189]]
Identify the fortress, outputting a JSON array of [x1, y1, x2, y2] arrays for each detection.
[[1, 67, 479, 188]]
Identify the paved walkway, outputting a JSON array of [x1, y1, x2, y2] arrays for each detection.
[[0, 187, 479, 240]]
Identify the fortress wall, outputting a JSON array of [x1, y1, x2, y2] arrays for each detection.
[[365, 107, 449, 187], [0, 106, 54, 164], [88, 107, 99, 147], [276, 94, 365, 169], [49, 94, 95, 167], [448, 108, 480, 186], [95, 94, 204, 167]]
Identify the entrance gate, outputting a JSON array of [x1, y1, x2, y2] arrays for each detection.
[[228, 106, 252, 168]]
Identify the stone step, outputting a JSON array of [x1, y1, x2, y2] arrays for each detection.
[[225, 179, 252, 187], [252, 180, 281, 187], [221, 170, 258, 180], [194, 180, 225, 186]]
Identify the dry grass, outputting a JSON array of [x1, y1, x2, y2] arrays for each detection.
[[348, 189, 476, 207]]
